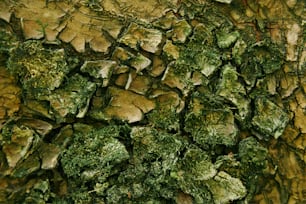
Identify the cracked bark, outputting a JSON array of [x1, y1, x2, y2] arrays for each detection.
[[0, 0, 305, 203]]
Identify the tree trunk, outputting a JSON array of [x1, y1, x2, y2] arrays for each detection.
[[0, 0, 305, 203]]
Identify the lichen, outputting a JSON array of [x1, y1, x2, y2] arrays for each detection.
[[61, 125, 129, 182], [0, 0, 305, 203], [238, 137, 268, 171], [252, 97, 289, 139], [7, 40, 70, 98], [185, 96, 238, 148], [80, 60, 116, 87], [217, 64, 250, 121], [47, 74, 96, 120]]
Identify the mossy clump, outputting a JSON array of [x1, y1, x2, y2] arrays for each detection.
[[184, 94, 238, 149], [61, 124, 129, 182], [252, 97, 289, 139], [7, 40, 70, 98], [47, 74, 96, 121], [0, 0, 298, 203]]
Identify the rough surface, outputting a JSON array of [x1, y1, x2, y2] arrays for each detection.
[[0, 66, 21, 128], [7, 40, 70, 98], [0, 0, 305, 203], [252, 98, 289, 139]]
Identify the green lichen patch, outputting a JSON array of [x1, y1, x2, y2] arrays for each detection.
[[250, 41, 285, 75], [105, 127, 184, 203], [232, 39, 247, 65], [61, 126, 186, 203], [217, 64, 250, 121], [7, 40, 70, 98], [252, 98, 289, 139], [61, 125, 129, 182], [1, 0, 304, 203], [185, 97, 238, 148], [176, 43, 222, 77], [0, 29, 17, 54], [130, 127, 183, 164], [80, 60, 117, 87], [214, 154, 242, 179], [239, 40, 285, 88], [0, 123, 46, 179], [161, 62, 192, 95], [176, 145, 217, 181], [22, 179, 53, 204], [206, 171, 247, 204], [147, 107, 180, 131], [237, 136, 268, 200], [147, 90, 183, 131], [47, 74, 96, 120], [238, 137, 268, 171], [216, 30, 240, 49], [170, 19, 192, 43], [173, 146, 215, 203], [172, 17, 228, 78]]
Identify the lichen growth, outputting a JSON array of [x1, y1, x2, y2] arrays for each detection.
[[217, 64, 250, 121], [7, 40, 71, 98], [252, 97, 289, 139], [47, 74, 96, 120], [61, 124, 129, 182], [185, 96, 238, 148], [0, 0, 304, 203]]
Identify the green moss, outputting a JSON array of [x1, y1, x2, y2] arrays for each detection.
[[216, 30, 240, 49], [23, 180, 52, 204], [84, 127, 185, 203], [130, 127, 183, 163], [206, 171, 247, 203], [238, 137, 268, 200], [176, 43, 222, 77], [171, 146, 215, 203], [239, 39, 285, 89], [238, 137, 268, 170], [147, 105, 180, 131], [252, 98, 289, 139], [0, 29, 17, 54], [232, 39, 247, 65], [250, 41, 285, 74], [7, 40, 71, 98], [0, 122, 14, 142], [176, 145, 216, 181], [0, 0, 299, 203], [217, 64, 250, 121], [61, 125, 129, 181], [47, 74, 96, 121], [185, 106, 238, 148]]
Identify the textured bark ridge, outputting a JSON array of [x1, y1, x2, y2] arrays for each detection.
[[0, 0, 305, 203]]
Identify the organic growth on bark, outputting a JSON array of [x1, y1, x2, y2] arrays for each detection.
[[0, 0, 305, 203]]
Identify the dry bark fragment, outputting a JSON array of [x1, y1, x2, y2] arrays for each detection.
[[0, 66, 21, 127], [91, 87, 155, 123], [119, 23, 163, 53]]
